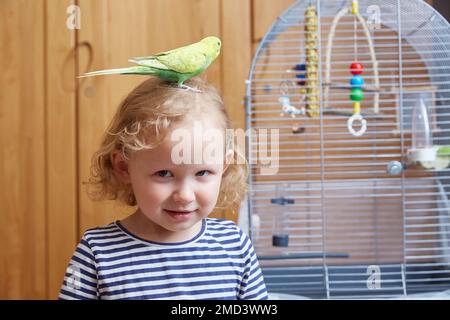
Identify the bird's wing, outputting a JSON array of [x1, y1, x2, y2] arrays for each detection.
[[156, 49, 207, 73], [130, 44, 208, 74], [130, 40, 200, 61], [128, 57, 170, 70], [130, 43, 187, 61]]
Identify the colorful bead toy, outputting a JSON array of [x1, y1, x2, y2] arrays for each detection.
[[348, 62, 367, 136], [350, 62, 364, 75]]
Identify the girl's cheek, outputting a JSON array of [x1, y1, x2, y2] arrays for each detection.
[[203, 178, 222, 196]]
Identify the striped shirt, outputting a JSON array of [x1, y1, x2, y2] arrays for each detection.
[[59, 218, 268, 300]]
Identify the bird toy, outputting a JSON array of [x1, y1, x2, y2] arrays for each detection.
[[294, 63, 307, 87], [78, 36, 221, 92], [279, 96, 304, 118], [348, 62, 367, 136], [323, 0, 380, 136], [278, 76, 305, 133], [305, 3, 320, 118]]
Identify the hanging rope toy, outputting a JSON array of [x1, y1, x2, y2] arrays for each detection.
[[348, 62, 367, 136], [305, 4, 320, 118]]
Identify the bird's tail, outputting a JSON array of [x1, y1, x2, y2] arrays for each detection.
[[78, 66, 155, 78]]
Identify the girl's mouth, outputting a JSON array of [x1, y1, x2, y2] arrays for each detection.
[[163, 209, 196, 221]]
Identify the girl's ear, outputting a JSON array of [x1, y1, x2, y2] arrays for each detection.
[[111, 150, 131, 184]]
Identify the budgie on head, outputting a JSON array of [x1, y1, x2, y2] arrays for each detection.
[[79, 36, 222, 92]]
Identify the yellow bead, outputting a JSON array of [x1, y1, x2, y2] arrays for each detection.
[[353, 102, 361, 114], [351, 1, 359, 14]]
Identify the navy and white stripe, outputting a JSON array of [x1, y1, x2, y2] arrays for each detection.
[[59, 218, 268, 300]]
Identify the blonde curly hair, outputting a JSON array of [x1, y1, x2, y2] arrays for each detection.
[[85, 77, 248, 211]]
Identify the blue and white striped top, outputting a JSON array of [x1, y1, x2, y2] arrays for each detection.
[[59, 218, 268, 300]]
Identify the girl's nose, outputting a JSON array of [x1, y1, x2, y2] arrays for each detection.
[[172, 181, 196, 204]]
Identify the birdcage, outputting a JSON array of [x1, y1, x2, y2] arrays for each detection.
[[244, 0, 450, 299]]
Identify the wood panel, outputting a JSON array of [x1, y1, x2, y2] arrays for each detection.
[[252, 0, 296, 56], [222, 0, 252, 135], [221, 0, 252, 219], [45, 0, 78, 299], [0, 0, 46, 299], [252, 0, 297, 43]]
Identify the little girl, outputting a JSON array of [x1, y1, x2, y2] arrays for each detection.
[[59, 77, 268, 300]]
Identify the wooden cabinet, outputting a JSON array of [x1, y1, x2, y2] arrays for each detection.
[[0, 0, 47, 299]]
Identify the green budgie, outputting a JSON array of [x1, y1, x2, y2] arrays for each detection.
[[79, 36, 221, 91], [420, 146, 450, 170]]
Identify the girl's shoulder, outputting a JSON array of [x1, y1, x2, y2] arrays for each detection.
[[205, 217, 247, 238], [81, 222, 122, 242], [205, 217, 238, 230], [204, 218, 253, 251]]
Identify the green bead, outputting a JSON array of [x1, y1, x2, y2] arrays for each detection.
[[350, 88, 364, 101]]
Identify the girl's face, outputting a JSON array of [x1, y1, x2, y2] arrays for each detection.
[[115, 115, 229, 242]]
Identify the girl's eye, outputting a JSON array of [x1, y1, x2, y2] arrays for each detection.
[[196, 170, 211, 177], [156, 170, 172, 177]]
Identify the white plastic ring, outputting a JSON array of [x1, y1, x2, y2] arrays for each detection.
[[347, 114, 367, 136]]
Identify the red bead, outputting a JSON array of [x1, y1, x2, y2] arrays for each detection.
[[350, 62, 363, 75]]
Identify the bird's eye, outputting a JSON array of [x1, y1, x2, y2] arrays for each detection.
[[217, 42, 220, 46]]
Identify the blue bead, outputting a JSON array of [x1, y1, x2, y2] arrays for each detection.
[[350, 75, 364, 88], [295, 63, 306, 71], [296, 74, 306, 79]]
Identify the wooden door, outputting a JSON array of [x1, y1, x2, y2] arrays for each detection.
[[0, 0, 47, 299]]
